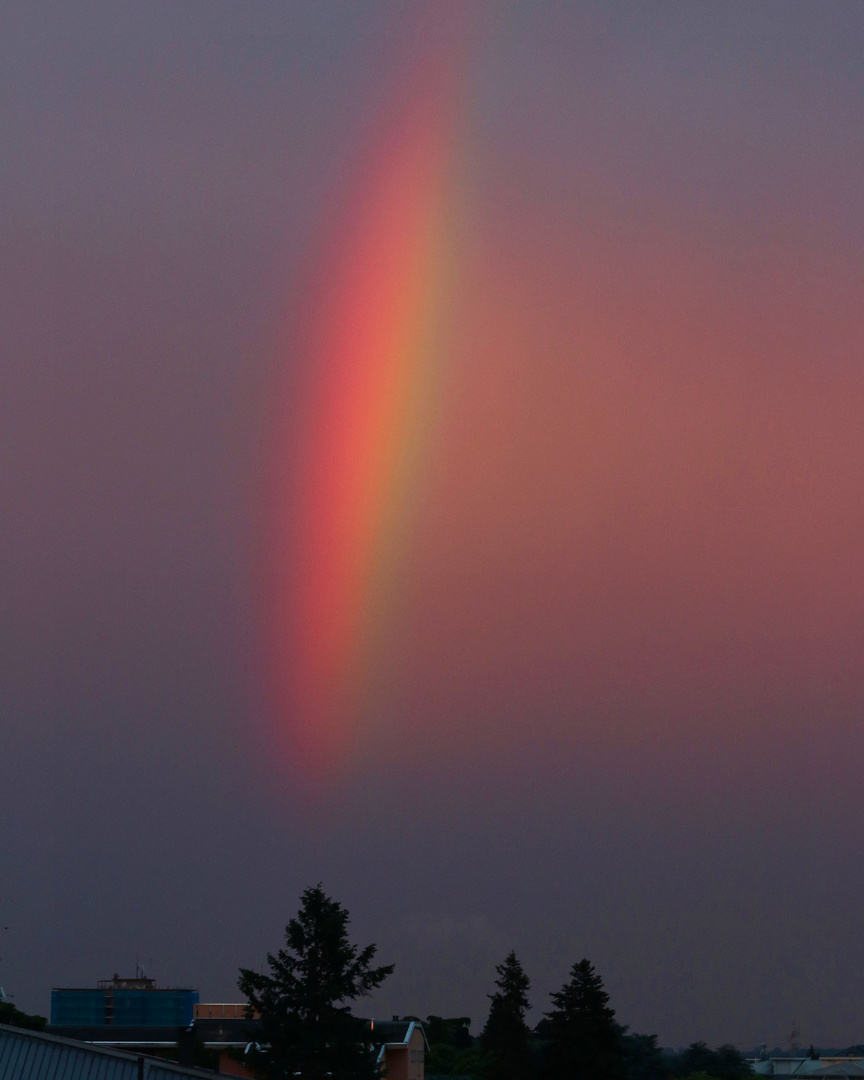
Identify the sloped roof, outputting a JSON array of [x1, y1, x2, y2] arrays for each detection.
[[0, 1024, 219, 1080], [364, 1020, 429, 1053], [366, 1021, 411, 1044], [45, 1028, 188, 1046]]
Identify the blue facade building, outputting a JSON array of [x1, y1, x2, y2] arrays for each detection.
[[51, 975, 198, 1027]]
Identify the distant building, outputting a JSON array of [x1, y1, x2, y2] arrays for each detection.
[[187, 1009, 428, 1079], [51, 974, 198, 1028], [193, 1004, 257, 1020], [751, 1058, 864, 1077], [48, 988, 427, 1080], [188, 1010, 258, 1078]]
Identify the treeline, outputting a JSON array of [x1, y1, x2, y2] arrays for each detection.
[[0, 1002, 47, 1031], [419, 952, 752, 1080], [235, 886, 755, 1080]]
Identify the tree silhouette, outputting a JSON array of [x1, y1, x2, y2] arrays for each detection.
[[238, 884, 393, 1080], [480, 952, 535, 1080], [539, 959, 624, 1080], [673, 1042, 752, 1079]]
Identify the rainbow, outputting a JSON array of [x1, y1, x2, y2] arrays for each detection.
[[268, 71, 462, 777]]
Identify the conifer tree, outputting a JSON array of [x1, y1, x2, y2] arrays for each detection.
[[539, 958, 625, 1080], [238, 884, 393, 1080], [480, 951, 535, 1080]]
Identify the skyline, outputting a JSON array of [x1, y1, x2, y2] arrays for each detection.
[[2, 0, 864, 1049]]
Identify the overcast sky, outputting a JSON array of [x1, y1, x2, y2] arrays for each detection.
[[2, 0, 864, 1050]]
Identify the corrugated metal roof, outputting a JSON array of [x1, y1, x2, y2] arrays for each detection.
[[0, 1026, 219, 1080]]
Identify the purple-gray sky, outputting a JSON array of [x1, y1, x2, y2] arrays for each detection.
[[3, 0, 864, 1050]]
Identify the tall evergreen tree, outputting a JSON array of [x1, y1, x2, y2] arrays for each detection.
[[539, 959, 625, 1080], [480, 952, 535, 1080], [238, 884, 393, 1080]]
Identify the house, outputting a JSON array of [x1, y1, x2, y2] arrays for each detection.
[[366, 1019, 428, 1080], [187, 1012, 430, 1079]]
